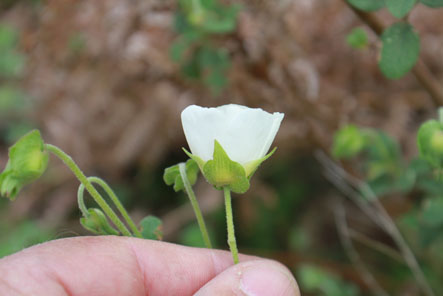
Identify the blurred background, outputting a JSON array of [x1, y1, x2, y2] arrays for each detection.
[[0, 0, 442, 295]]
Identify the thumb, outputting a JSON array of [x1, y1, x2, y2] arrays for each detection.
[[194, 259, 300, 296]]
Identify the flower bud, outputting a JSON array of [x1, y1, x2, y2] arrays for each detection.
[[80, 208, 119, 236], [0, 130, 48, 200]]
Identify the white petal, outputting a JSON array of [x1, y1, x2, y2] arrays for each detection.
[[181, 104, 284, 164]]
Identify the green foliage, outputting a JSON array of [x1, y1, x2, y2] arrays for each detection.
[[332, 124, 366, 159], [347, 0, 385, 11], [420, 0, 443, 7], [140, 215, 163, 240], [0, 86, 27, 113], [171, 0, 239, 92], [346, 27, 368, 49], [417, 113, 443, 169], [379, 22, 420, 79], [0, 130, 48, 200], [0, 220, 53, 258], [386, 0, 417, 18], [164, 159, 199, 192], [297, 265, 360, 296], [179, 222, 213, 247], [0, 24, 25, 78], [80, 208, 119, 235]]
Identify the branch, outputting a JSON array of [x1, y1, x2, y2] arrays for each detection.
[[334, 203, 390, 296]]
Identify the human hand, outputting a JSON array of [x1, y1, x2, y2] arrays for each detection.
[[0, 236, 299, 296]]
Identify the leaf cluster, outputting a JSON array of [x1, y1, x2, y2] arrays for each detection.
[[170, 0, 240, 93], [345, 0, 443, 79]]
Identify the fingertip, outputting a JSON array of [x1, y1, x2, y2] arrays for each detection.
[[194, 259, 300, 296]]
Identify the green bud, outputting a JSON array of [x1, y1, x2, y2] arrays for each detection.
[[0, 130, 48, 200], [80, 208, 119, 236], [164, 159, 199, 192], [140, 215, 163, 240], [417, 118, 443, 168], [332, 124, 366, 159]]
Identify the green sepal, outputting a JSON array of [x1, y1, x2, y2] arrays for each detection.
[[183, 148, 206, 170], [140, 215, 163, 240], [244, 147, 277, 179], [164, 159, 200, 192], [417, 119, 443, 169], [0, 130, 48, 200], [80, 208, 119, 236], [202, 140, 249, 194]]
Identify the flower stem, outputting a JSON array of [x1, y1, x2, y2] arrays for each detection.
[[45, 144, 132, 237], [179, 163, 212, 248], [223, 187, 239, 264], [80, 177, 142, 238]]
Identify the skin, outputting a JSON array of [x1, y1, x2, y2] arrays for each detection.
[[0, 236, 300, 296]]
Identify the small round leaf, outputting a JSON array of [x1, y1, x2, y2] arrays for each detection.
[[420, 0, 443, 7], [347, 0, 385, 11], [379, 22, 420, 79], [386, 0, 417, 18]]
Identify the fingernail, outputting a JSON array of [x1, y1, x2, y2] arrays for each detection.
[[239, 264, 298, 296]]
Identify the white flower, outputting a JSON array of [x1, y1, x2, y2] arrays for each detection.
[[181, 104, 284, 193], [181, 104, 284, 166]]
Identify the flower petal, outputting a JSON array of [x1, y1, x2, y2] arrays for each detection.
[[181, 104, 284, 164]]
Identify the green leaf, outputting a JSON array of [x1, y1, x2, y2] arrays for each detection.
[[379, 22, 420, 79], [0, 25, 18, 51], [421, 197, 443, 227], [0, 86, 27, 113], [140, 215, 163, 240], [347, 0, 385, 11], [332, 125, 366, 159], [163, 159, 199, 192], [0, 51, 25, 78], [417, 119, 443, 168], [420, 0, 443, 7], [203, 140, 250, 194], [0, 130, 48, 200], [386, 0, 416, 18], [346, 27, 368, 49], [80, 208, 119, 235]]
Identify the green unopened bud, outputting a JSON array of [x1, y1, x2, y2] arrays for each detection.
[[417, 117, 443, 169], [0, 130, 48, 200], [80, 208, 119, 235]]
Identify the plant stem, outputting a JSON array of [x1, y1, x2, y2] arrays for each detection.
[[223, 187, 239, 264], [179, 163, 212, 248], [45, 144, 132, 237], [83, 177, 142, 238]]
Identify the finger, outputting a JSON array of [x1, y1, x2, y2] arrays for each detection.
[[0, 236, 256, 296], [194, 259, 299, 296]]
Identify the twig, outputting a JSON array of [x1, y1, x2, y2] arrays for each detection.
[[345, 2, 443, 106], [316, 150, 436, 296], [348, 229, 403, 263], [334, 203, 390, 296]]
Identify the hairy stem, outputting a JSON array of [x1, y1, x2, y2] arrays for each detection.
[[45, 144, 132, 237], [224, 187, 239, 264], [79, 177, 142, 238], [179, 163, 212, 248]]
